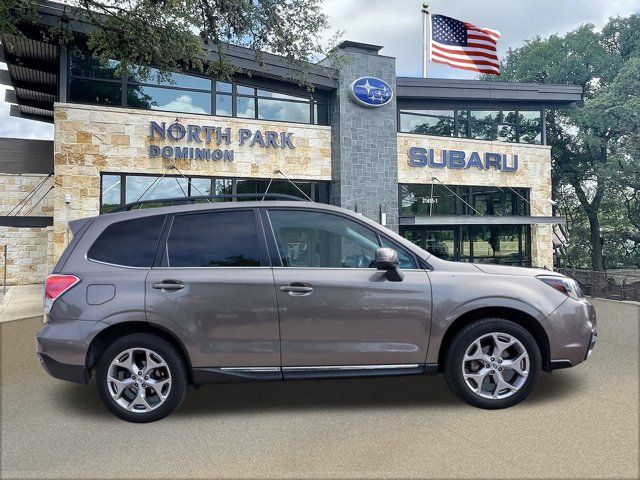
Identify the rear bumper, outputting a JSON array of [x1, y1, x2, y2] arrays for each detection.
[[37, 352, 90, 384], [545, 298, 597, 368]]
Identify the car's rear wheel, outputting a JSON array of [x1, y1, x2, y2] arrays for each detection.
[[96, 334, 187, 422], [444, 318, 541, 409]]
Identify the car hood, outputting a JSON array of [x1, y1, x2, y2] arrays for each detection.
[[473, 263, 563, 278]]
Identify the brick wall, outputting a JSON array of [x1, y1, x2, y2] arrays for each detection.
[[0, 174, 54, 285]]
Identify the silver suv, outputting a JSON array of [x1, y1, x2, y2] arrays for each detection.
[[37, 199, 597, 422]]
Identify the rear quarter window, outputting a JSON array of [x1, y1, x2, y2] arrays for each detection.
[[88, 215, 165, 267]]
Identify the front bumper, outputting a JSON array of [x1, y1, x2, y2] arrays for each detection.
[[545, 297, 597, 369]]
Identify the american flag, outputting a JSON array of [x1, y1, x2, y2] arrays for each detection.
[[429, 14, 501, 76]]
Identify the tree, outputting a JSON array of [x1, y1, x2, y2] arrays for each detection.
[[0, 0, 332, 86], [486, 16, 640, 270]]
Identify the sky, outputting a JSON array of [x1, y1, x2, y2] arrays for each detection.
[[1, 0, 639, 141]]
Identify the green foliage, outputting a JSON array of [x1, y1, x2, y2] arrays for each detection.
[[484, 15, 640, 269], [0, 0, 333, 88]]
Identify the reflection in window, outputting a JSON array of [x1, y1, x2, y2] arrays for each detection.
[[236, 96, 255, 118], [258, 98, 310, 123], [215, 94, 232, 116], [101, 175, 121, 213], [126, 176, 188, 203], [70, 78, 122, 106], [127, 86, 211, 114], [400, 110, 455, 137], [189, 178, 211, 196], [128, 67, 211, 90], [269, 210, 380, 268], [167, 211, 261, 267], [70, 49, 120, 79]]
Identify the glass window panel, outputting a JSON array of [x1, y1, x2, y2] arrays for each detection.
[[236, 179, 258, 197], [214, 179, 233, 197], [423, 229, 455, 261], [215, 93, 232, 116], [258, 98, 310, 123], [236, 96, 256, 118], [314, 103, 329, 125], [471, 226, 494, 262], [497, 124, 517, 142], [189, 178, 211, 196], [129, 67, 211, 90], [399, 184, 457, 216], [470, 110, 494, 122], [216, 81, 232, 93], [70, 49, 120, 79], [492, 225, 522, 265], [256, 89, 308, 101], [470, 120, 497, 140], [259, 180, 311, 200], [167, 211, 261, 267], [127, 86, 211, 114], [518, 111, 542, 144], [70, 78, 122, 106], [88, 215, 165, 267], [501, 111, 518, 125], [400, 113, 454, 136], [269, 210, 380, 268], [461, 227, 472, 262], [125, 176, 188, 203], [314, 182, 330, 204], [237, 85, 255, 95], [101, 175, 121, 212]]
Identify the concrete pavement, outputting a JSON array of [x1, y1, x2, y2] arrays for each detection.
[[0, 284, 43, 323], [1, 298, 638, 479]]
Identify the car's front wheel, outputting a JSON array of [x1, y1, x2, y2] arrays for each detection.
[[96, 334, 187, 422], [444, 318, 541, 409]]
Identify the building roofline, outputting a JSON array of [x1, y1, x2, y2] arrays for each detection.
[[396, 77, 583, 107]]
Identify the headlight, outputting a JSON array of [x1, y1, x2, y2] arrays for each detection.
[[537, 275, 583, 300]]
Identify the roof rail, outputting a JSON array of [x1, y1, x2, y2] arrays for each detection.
[[107, 193, 306, 213]]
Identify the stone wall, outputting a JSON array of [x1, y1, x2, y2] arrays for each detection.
[[0, 174, 54, 285], [53, 103, 332, 260], [397, 134, 554, 269], [324, 49, 399, 231]]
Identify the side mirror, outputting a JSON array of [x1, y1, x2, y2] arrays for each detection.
[[375, 247, 404, 282]]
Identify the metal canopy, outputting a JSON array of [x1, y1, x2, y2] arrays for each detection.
[[400, 215, 566, 226]]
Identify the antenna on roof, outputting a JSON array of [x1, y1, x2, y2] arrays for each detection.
[[261, 169, 313, 201]]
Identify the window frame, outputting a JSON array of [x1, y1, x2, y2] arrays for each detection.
[[263, 207, 420, 270], [155, 207, 271, 268], [67, 48, 330, 125]]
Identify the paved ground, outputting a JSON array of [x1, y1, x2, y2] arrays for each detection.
[[1, 299, 638, 479], [0, 284, 43, 323]]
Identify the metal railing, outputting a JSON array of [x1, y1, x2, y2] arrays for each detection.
[[557, 267, 640, 302]]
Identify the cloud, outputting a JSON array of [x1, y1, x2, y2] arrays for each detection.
[[321, 0, 640, 78]]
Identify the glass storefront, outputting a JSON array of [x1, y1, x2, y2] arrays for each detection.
[[100, 173, 330, 212], [68, 49, 329, 125], [399, 108, 543, 144], [399, 184, 532, 266]]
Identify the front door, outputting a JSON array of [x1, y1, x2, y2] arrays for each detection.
[[145, 208, 280, 370], [265, 208, 432, 373]]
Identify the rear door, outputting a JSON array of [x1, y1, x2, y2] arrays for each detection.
[[263, 208, 432, 372], [145, 208, 280, 370]]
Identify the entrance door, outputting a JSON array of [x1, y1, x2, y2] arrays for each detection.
[[145, 209, 280, 369], [265, 208, 432, 371]]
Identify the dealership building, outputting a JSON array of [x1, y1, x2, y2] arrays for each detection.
[[0, 1, 582, 285]]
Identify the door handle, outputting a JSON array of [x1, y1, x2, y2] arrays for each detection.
[[152, 280, 184, 291], [280, 283, 313, 296]]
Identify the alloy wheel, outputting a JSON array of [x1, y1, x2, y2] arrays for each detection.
[[107, 348, 172, 413], [461, 332, 529, 400]]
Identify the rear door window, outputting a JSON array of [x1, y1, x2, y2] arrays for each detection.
[[165, 210, 262, 267], [88, 215, 165, 267]]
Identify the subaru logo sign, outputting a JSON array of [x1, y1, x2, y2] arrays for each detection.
[[349, 77, 393, 107]]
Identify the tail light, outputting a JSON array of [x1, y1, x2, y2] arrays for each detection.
[[44, 274, 80, 315]]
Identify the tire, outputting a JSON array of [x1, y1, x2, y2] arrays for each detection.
[[96, 333, 188, 422], [444, 318, 541, 409]]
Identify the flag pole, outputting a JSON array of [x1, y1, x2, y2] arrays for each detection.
[[422, 2, 430, 78]]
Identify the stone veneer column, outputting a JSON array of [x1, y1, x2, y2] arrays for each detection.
[[323, 43, 399, 231]]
